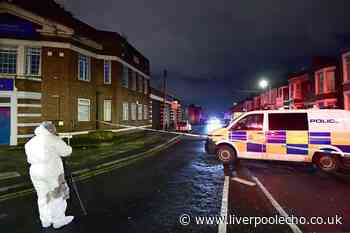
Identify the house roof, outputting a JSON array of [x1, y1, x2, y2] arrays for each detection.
[[2, 0, 95, 38], [287, 69, 310, 80], [2, 0, 148, 62], [150, 87, 180, 102]]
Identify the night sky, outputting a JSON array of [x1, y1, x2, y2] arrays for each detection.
[[63, 0, 350, 116]]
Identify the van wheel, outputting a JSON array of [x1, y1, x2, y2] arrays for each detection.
[[216, 145, 236, 164], [316, 153, 340, 172]]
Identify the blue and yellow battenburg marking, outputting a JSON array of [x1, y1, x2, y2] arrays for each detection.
[[229, 130, 350, 156], [229, 131, 247, 153]]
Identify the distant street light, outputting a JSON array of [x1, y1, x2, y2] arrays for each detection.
[[259, 79, 269, 89], [259, 78, 271, 109]]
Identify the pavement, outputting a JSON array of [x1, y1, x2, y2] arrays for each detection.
[[0, 125, 350, 233], [0, 131, 179, 201]]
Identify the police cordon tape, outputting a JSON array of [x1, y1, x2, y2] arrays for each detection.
[[96, 120, 209, 138], [59, 120, 350, 157]]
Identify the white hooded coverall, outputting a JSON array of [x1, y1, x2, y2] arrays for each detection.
[[25, 125, 72, 226]]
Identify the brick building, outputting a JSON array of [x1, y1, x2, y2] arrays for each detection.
[[242, 99, 254, 112], [187, 104, 202, 125], [287, 71, 314, 109], [0, 0, 151, 145], [150, 87, 182, 130], [275, 85, 289, 109], [253, 95, 261, 110], [313, 60, 342, 109], [260, 88, 278, 110], [341, 50, 350, 110]]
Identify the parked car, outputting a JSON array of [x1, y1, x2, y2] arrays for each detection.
[[205, 109, 350, 172], [176, 121, 192, 132]]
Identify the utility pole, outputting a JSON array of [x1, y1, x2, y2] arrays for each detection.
[[162, 69, 167, 130]]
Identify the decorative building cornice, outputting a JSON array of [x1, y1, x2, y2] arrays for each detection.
[[0, 2, 103, 50]]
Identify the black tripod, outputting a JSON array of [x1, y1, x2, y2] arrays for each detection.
[[62, 156, 88, 216]]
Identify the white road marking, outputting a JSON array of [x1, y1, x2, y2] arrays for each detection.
[[231, 177, 256, 187], [218, 176, 229, 233], [252, 176, 303, 233]]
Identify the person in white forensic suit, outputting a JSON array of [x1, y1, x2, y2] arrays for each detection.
[[25, 122, 74, 229]]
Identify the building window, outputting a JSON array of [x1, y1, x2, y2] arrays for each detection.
[[144, 79, 148, 94], [104, 60, 111, 84], [132, 71, 137, 91], [295, 83, 301, 97], [345, 55, 350, 82], [121, 66, 129, 88], [138, 103, 143, 120], [25, 47, 41, 76], [133, 55, 140, 64], [78, 54, 90, 81], [143, 104, 148, 119], [122, 102, 129, 121], [0, 47, 17, 74], [103, 100, 112, 121], [318, 72, 324, 94], [138, 75, 143, 92], [345, 93, 350, 111], [328, 71, 335, 92], [78, 98, 91, 122], [131, 103, 137, 120]]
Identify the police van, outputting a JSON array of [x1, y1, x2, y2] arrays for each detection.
[[205, 109, 350, 172]]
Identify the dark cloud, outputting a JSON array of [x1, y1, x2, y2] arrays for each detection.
[[65, 0, 350, 115]]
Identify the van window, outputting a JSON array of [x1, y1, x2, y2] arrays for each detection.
[[232, 114, 263, 131], [268, 113, 308, 131]]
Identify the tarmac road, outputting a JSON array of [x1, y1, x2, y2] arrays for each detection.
[[227, 160, 350, 233], [0, 127, 224, 233]]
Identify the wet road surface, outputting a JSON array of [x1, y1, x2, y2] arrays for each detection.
[[0, 128, 225, 233], [227, 160, 350, 233]]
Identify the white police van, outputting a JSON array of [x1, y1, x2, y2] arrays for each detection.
[[205, 109, 350, 172]]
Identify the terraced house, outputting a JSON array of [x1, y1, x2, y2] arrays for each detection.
[[0, 0, 151, 145]]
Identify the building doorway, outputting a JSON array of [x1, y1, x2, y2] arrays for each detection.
[[0, 107, 11, 145]]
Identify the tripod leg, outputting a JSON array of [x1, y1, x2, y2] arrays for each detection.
[[69, 174, 88, 216]]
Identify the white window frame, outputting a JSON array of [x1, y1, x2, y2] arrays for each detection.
[[318, 71, 324, 94], [344, 91, 350, 111], [103, 99, 112, 121], [138, 103, 143, 120], [122, 102, 129, 121], [104, 60, 111, 84], [78, 54, 91, 81], [143, 104, 148, 119], [344, 54, 350, 82], [25, 47, 41, 76], [131, 103, 137, 120], [327, 70, 335, 93], [0, 46, 17, 75], [78, 98, 91, 122]]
